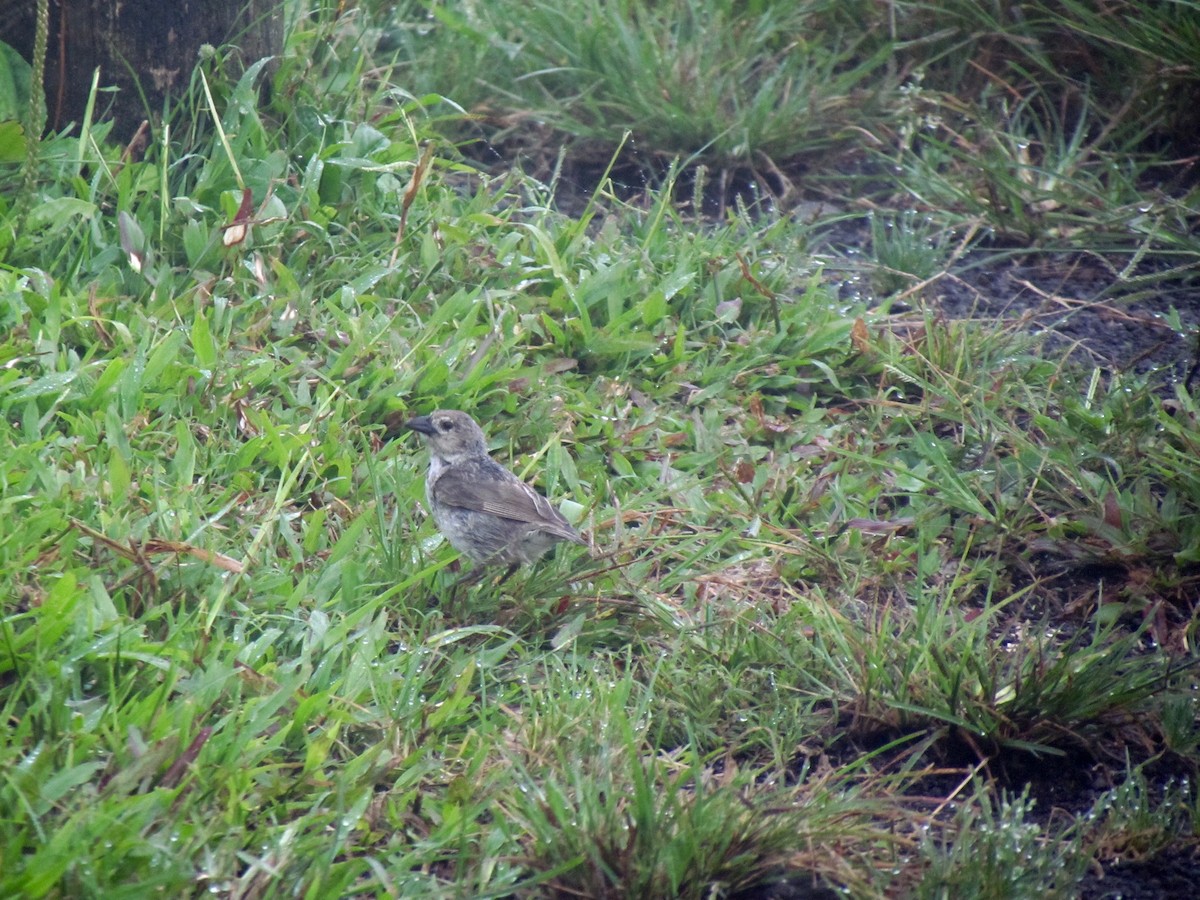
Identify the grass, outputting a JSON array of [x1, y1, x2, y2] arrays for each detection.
[[2, 0, 1200, 896]]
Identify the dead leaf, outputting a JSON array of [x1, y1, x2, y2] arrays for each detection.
[[543, 358, 578, 375], [844, 516, 914, 535], [142, 539, 245, 573], [390, 142, 437, 266], [851, 317, 871, 354], [1102, 491, 1123, 530], [222, 187, 254, 247], [662, 432, 688, 447]]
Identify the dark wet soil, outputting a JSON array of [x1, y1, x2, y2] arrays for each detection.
[[1080, 851, 1200, 900], [901, 257, 1199, 384], [812, 217, 1200, 388]]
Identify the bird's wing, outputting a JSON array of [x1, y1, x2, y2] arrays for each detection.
[[432, 467, 585, 543]]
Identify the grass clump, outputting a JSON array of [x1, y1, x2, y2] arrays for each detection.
[[496, 658, 883, 898], [910, 785, 1090, 899], [350, 0, 1200, 286], [486, 0, 892, 165]]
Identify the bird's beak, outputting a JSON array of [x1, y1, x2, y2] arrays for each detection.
[[404, 415, 437, 436]]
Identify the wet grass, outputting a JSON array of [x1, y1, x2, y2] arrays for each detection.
[[2, 1, 1199, 896]]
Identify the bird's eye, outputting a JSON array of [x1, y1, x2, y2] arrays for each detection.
[[438, 420, 453, 431]]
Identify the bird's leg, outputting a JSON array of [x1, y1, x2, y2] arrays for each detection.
[[453, 563, 519, 589], [494, 563, 520, 587], [453, 565, 487, 588]]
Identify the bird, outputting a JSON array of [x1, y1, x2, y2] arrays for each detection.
[[404, 409, 586, 583]]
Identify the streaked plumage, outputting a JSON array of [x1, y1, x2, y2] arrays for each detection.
[[405, 410, 586, 569]]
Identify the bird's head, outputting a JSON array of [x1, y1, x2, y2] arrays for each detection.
[[404, 409, 490, 464]]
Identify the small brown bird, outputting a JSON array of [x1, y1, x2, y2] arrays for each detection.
[[405, 410, 586, 581]]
